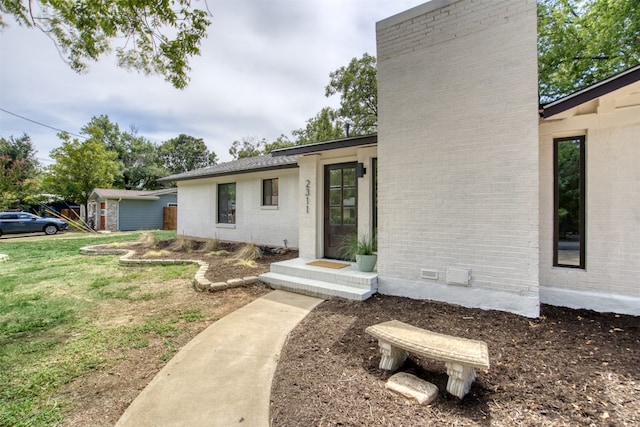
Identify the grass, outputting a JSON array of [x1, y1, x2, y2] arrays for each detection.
[[0, 230, 200, 427]]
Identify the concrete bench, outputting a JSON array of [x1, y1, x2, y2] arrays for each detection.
[[365, 320, 490, 399]]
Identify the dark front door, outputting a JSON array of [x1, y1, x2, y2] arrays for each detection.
[[324, 162, 357, 259]]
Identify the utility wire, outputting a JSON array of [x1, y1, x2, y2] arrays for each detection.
[[0, 107, 87, 139]]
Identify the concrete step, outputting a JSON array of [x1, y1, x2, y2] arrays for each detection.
[[259, 272, 376, 301], [269, 258, 377, 290]]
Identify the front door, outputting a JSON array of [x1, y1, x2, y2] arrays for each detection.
[[324, 163, 357, 259], [100, 202, 106, 230]]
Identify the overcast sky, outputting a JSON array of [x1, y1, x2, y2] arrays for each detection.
[[0, 0, 425, 165]]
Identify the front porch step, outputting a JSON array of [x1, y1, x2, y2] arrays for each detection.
[[268, 258, 377, 289], [259, 272, 375, 301], [259, 258, 378, 301]]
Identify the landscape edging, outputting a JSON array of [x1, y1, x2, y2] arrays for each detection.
[[79, 244, 259, 292]]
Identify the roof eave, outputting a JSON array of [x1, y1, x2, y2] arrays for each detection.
[[541, 64, 640, 118], [158, 163, 299, 183], [271, 134, 378, 157]]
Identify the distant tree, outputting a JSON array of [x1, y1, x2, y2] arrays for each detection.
[[80, 115, 165, 189], [80, 115, 122, 150], [229, 137, 266, 160], [0, 0, 211, 89], [118, 131, 166, 189], [325, 53, 378, 136], [43, 133, 119, 214], [292, 107, 345, 144], [159, 134, 217, 174], [263, 134, 296, 154], [538, 0, 640, 101], [0, 134, 41, 210]]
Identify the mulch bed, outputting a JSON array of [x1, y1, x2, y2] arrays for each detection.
[[270, 295, 640, 426], [128, 239, 298, 282]]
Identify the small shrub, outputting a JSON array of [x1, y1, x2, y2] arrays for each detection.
[[231, 243, 262, 261], [142, 250, 171, 258], [138, 232, 158, 249], [200, 239, 221, 253], [168, 236, 196, 252], [225, 259, 257, 268]]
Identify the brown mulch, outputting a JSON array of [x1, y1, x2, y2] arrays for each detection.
[[62, 237, 639, 426], [129, 238, 298, 282], [270, 295, 640, 426]]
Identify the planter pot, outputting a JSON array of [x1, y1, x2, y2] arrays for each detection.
[[356, 254, 377, 272]]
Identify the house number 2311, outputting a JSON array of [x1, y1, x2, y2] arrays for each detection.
[[305, 180, 311, 213]]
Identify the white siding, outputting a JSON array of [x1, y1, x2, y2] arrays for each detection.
[[176, 168, 299, 248], [376, 0, 540, 316]]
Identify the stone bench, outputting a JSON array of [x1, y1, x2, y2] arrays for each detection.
[[365, 320, 490, 399]]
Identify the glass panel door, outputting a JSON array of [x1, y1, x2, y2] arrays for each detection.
[[324, 163, 357, 259]]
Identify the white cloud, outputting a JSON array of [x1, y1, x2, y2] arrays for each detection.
[[0, 0, 425, 164]]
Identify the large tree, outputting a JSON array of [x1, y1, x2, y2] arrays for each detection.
[[0, 0, 211, 88], [229, 137, 266, 160], [228, 135, 295, 160], [117, 131, 166, 189], [538, 0, 640, 101], [0, 134, 41, 210], [44, 133, 119, 212], [325, 53, 377, 136], [292, 107, 345, 144], [81, 115, 164, 189], [263, 134, 296, 155], [159, 134, 217, 174]]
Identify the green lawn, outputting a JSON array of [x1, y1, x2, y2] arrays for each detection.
[[0, 231, 198, 426]]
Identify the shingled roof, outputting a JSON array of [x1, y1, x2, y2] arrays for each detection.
[[89, 188, 177, 200], [158, 153, 299, 183]]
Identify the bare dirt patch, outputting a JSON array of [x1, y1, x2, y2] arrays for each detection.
[[270, 295, 640, 426], [58, 238, 297, 427]]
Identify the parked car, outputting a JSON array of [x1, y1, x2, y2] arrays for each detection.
[[0, 212, 68, 236]]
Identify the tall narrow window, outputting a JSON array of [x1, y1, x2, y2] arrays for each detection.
[[262, 178, 278, 206], [218, 183, 236, 224], [372, 158, 378, 234], [554, 136, 585, 268]]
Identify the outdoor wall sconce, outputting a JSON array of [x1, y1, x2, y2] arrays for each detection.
[[357, 162, 366, 178]]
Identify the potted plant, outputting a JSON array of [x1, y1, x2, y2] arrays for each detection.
[[340, 233, 377, 272]]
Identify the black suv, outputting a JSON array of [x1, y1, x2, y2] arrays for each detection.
[[0, 212, 69, 237]]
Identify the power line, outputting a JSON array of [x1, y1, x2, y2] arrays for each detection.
[[0, 107, 86, 139]]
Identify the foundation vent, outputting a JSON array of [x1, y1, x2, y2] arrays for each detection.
[[420, 269, 438, 280]]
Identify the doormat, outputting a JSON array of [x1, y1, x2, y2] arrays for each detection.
[[306, 260, 350, 269]]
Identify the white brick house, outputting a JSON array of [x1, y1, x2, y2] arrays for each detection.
[[163, 0, 640, 317], [158, 154, 300, 248], [374, 0, 540, 317], [539, 66, 640, 315]]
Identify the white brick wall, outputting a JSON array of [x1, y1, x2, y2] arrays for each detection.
[[297, 146, 378, 260], [376, 0, 539, 317], [177, 168, 299, 248], [539, 95, 640, 315]]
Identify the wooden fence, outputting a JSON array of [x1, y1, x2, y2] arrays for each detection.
[[163, 207, 177, 230]]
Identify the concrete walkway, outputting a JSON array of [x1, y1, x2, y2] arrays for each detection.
[[116, 290, 323, 427]]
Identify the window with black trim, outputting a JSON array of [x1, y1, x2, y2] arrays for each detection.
[[554, 136, 585, 268], [218, 183, 236, 224], [262, 178, 278, 206]]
